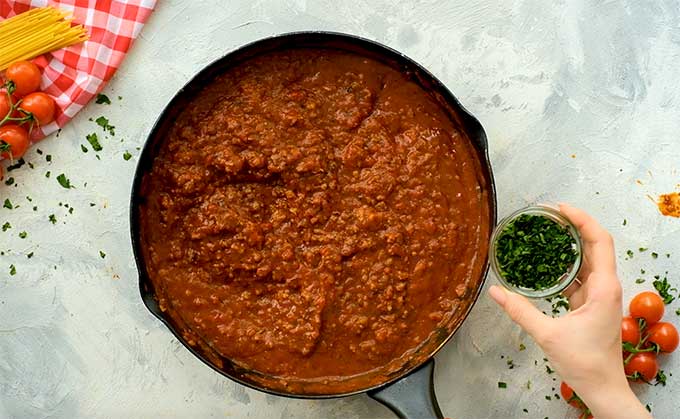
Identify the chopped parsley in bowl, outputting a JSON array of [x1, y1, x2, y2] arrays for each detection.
[[490, 205, 582, 298]]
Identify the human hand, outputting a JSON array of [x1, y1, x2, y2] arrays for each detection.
[[488, 204, 651, 419]]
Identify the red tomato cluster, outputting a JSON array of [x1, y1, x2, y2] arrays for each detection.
[[559, 291, 678, 419], [624, 292, 678, 381], [0, 60, 57, 180]]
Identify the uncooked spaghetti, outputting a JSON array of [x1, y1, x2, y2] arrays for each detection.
[[0, 7, 88, 71]]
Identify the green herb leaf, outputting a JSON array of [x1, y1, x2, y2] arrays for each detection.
[[635, 278, 645, 284], [9, 264, 16, 275], [653, 276, 676, 305], [626, 249, 634, 258], [95, 93, 111, 105], [18, 231, 27, 239], [652, 252, 659, 259], [1, 222, 10, 231], [655, 370, 667, 386], [498, 382, 507, 389], [86, 133, 103, 151], [56, 174, 72, 189], [519, 343, 526, 351], [623, 219, 627, 226], [95, 116, 115, 136], [99, 250, 106, 259], [3, 199, 13, 209], [123, 151, 132, 161], [81, 144, 88, 153], [27, 252, 34, 259], [48, 214, 57, 224]]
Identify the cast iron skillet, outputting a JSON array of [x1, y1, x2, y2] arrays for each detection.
[[130, 31, 497, 419]]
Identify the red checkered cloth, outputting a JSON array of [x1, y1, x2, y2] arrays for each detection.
[[0, 0, 156, 141]]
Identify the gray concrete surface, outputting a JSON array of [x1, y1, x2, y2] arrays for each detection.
[[2, 0, 680, 418]]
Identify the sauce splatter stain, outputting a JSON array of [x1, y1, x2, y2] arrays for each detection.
[[658, 193, 680, 217]]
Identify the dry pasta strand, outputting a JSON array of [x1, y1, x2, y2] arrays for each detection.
[[0, 7, 88, 70]]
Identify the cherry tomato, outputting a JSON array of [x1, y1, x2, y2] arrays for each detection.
[[629, 291, 664, 325], [560, 382, 583, 408], [621, 316, 641, 345], [19, 92, 55, 126], [0, 125, 30, 160], [5, 61, 41, 97], [625, 352, 659, 382], [646, 322, 679, 353], [0, 90, 13, 120]]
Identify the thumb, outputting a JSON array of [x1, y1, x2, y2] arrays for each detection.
[[488, 285, 551, 340]]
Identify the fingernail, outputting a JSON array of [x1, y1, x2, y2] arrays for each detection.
[[488, 285, 507, 305]]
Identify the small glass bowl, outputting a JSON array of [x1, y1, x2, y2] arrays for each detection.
[[489, 205, 583, 299]]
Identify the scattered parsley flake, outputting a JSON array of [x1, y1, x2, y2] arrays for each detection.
[[545, 395, 552, 401], [45, 171, 51, 178], [519, 343, 526, 351], [653, 277, 676, 304], [546, 365, 554, 374], [498, 382, 507, 389], [86, 133, 103, 151], [56, 174, 72, 189], [48, 214, 57, 224], [123, 151, 132, 161], [1, 222, 10, 231], [4, 177, 14, 186], [3, 199, 13, 209], [95, 116, 115, 136], [635, 278, 645, 284], [655, 370, 667, 386], [46, 154, 52, 162], [99, 250, 106, 259], [9, 264, 16, 275], [95, 93, 111, 105], [7, 158, 25, 171], [81, 144, 88, 153], [623, 219, 627, 226], [626, 249, 634, 258], [18, 231, 26, 239], [652, 252, 659, 259], [646, 404, 652, 412], [639, 247, 648, 252], [27, 252, 33, 259], [36, 149, 43, 155]]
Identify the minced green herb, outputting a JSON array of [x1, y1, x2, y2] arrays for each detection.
[[56, 174, 72, 189], [86, 133, 103, 151], [653, 276, 676, 305], [495, 215, 578, 290], [498, 382, 507, 389], [3, 199, 13, 209], [652, 252, 659, 259], [635, 278, 645, 284], [9, 264, 16, 275], [48, 214, 57, 224], [123, 151, 132, 161], [2, 222, 10, 231], [99, 250, 106, 259], [18, 231, 27, 239], [95, 116, 115, 136], [95, 94, 111, 105]]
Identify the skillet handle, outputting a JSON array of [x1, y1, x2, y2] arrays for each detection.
[[368, 359, 444, 419]]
